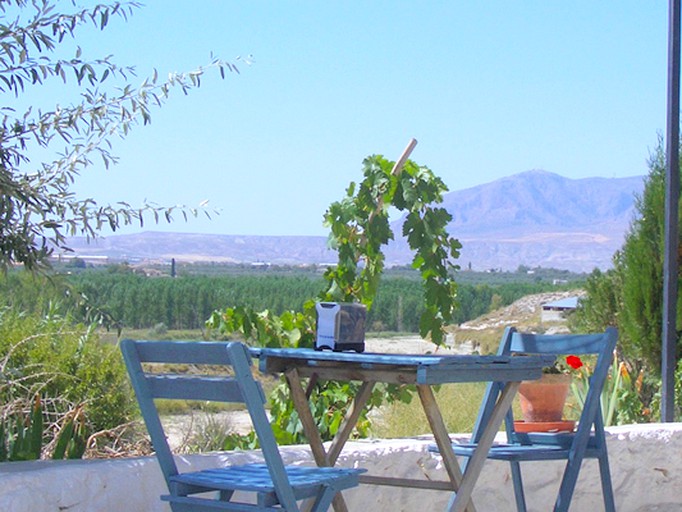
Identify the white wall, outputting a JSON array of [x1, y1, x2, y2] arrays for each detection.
[[1, 423, 681, 512]]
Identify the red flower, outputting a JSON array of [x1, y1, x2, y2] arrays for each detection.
[[566, 355, 583, 370]]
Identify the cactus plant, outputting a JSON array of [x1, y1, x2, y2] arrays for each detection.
[[0, 397, 88, 461], [1, 395, 44, 461]]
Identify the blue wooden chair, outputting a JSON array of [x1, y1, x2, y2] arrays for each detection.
[[120, 339, 365, 512], [439, 327, 618, 512]]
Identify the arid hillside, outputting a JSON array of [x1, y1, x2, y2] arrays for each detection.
[[364, 289, 584, 356], [448, 290, 584, 354]]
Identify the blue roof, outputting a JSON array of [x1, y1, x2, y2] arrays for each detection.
[[542, 297, 580, 309]]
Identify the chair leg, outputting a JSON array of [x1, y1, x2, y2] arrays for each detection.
[[219, 489, 235, 502], [509, 460, 527, 512], [598, 452, 616, 512], [309, 484, 337, 512], [553, 457, 582, 512]]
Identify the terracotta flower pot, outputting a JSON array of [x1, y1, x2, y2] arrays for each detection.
[[518, 373, 571, 422]]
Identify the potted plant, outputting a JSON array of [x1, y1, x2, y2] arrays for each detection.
[[516, 355, 583, 430]]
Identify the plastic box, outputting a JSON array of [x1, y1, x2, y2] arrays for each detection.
[[315, 302, 366, 352]]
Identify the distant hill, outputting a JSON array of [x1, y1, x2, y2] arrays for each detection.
[[63, 232, 337, 265], [441, 170, 641, 237], [64, 170, 645, 272], [384, 170, 644, 271]]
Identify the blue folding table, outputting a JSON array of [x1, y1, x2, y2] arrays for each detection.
[[256, 348, 553, 512]]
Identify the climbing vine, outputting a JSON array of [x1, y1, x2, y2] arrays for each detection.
[[208, 147, 461, 445], [322, 153, 460, 344]]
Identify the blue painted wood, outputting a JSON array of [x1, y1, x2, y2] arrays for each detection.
[[256, 348, 553, 385], [436, 327, 618, 512], [416, 357, 554, 385], [257, 348, 539, 367], [120, 339, 365, 512], [146, 375, 249, 403]]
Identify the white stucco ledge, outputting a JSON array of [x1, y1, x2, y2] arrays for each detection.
[[1, 423, 681, 512]]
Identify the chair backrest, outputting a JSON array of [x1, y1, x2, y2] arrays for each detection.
[[472, 327, 618, 443], [120, 339, 298, 510]]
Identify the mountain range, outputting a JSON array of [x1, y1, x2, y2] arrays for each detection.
[[64, 170, 645, 272]]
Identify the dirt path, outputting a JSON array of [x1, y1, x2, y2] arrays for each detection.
[[364, 335, 473, 355]]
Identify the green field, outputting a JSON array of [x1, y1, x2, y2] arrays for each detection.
[[0, 263, 586, 336]]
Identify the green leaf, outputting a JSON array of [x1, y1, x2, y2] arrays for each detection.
[[29, 396, 43, 459], [0, 423, 7, 461], [52, 418, 74, 460]]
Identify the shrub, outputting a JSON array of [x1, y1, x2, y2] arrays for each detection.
[[0, 308, 135, 458], [151, 322, 168, 336]]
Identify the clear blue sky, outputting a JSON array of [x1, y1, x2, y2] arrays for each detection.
[[64, 1, 668, 237]]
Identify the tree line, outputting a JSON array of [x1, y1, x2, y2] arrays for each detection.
[[0, 269, 573, 333]]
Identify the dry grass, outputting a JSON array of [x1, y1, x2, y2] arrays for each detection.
[[371, 382, 535, 438], [371, 383, 488, 437]]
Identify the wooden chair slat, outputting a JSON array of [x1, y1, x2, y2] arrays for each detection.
[[145, 375, 247, 403], [134, 340, 234, 365]]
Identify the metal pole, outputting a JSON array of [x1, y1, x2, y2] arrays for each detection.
[[662, 0, 681, 422]]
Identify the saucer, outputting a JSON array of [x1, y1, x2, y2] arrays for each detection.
[[513, 420, 576, 433]]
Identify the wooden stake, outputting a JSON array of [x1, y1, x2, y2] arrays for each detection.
[[390, 138, 418, 176]]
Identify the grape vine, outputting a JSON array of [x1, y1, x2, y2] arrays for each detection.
[[208, 145, 461, 445]]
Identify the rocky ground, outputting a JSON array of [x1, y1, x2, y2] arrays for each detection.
[[461, 290, 583, 331], [449, 289, 584, 354], [364, 335, 473, 355]]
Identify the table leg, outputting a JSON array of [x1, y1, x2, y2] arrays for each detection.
[[417, 385, 476, 512], [285, 368, 329, 465], [328, 381, 375, 465], [447, 381, 520, 512], [284, 369, 376, 512]]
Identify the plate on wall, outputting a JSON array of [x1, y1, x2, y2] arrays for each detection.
[[513, 420, 576, 433]]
